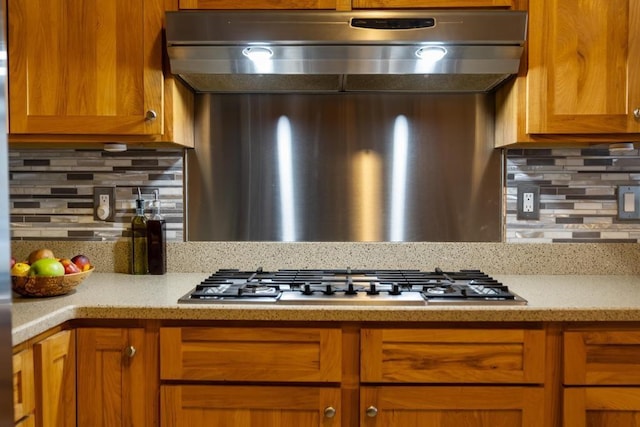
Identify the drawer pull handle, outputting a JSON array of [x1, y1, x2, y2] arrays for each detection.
[[324, 406, 336, 418], [125, 345, 136, 358], [366, 406, 378, 417]]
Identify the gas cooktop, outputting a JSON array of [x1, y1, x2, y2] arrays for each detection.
[[178, 268, 527, 306]]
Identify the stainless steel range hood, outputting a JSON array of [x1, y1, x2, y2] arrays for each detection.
[[165, 10, 527, 93]]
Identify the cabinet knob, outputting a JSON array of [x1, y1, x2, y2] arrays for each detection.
[[366, 406, 378, 418], [125, 345, 136, 358], [323, 406, 336, 418], [634, 108, 640, 120], [145, 110, 157, 121]]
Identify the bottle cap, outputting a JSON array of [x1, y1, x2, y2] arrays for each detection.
[[135, 187, 145, 210]]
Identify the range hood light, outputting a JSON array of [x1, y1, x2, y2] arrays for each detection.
[[242, 46, 273, 61], [415, 46, 447, 62]]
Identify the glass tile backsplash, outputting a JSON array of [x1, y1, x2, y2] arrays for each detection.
[[9, 147, 640, 243], [9, 149, 184, 241], [506, 147, 640, 243]]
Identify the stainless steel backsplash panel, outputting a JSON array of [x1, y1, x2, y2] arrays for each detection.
[[187, 93, 502, 242]]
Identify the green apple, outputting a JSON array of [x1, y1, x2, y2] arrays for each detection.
[[28, 258, 65, 277]]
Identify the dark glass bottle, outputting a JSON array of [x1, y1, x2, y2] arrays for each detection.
[[131, 188, 148, 275], [147, 190, 166, 275]]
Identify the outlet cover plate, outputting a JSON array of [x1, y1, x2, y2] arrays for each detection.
[[618, 186, 640, 220], [517, 184, 540, 220], [93, 187, 116, 222]]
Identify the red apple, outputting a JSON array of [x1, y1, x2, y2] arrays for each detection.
[[10, 256, 16, 269], [60, 258, 81, 274], [71, 254, 91, 271]]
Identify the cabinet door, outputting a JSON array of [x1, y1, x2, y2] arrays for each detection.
[[564, 388, 640, 427], [527, 0, 640, 134], [77, 328, 154, 427], [33, 330, 76, 427], [162, 385, 341, 426], [12, 349, 35, 423], [179, 0, 343, 8], [8, 0, 163, 135], [361, 386, 544, 427]]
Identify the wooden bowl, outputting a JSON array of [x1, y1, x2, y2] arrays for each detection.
[[12, 267, 94, 297]]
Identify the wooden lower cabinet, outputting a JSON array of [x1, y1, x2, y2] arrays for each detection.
[[564, 388, 640, 427], [161, 385, 341, 426], [33, 330, 75, 427], [361, 386, 544, 426], [76, 327, 157, 427], [12, 349, 35, 425], [563, 329, 640, 426]]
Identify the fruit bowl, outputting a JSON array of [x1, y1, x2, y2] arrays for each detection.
[[12, 267, 94, 297]]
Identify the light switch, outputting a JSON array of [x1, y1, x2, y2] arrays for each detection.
[[618, 186, 640, 220]]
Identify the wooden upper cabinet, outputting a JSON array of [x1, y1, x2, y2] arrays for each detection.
[[8, 0, 164, 136], [352, 0, 517, 8], [179, 0, 348, 9], [526, 0, 640, 134]]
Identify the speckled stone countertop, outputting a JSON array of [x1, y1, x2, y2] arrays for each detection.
[[12, 273, 640, 346]]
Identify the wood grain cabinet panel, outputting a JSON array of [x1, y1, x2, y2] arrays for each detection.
[[8, 0, 164, 136], [160, 326, 342, 382], [352, 0, 516, 8], [162, 385, 341, 426], [33, 330, 75, 427], [179, 0, 343, 8], [76, 327, 156, 427], [526, 0, 640, 135], [361, 328, 545, 384], [564, 330, 640, 385], [12, 349, 35, 424], [361, 386, 544, 427], [564, 387, 640, 427]]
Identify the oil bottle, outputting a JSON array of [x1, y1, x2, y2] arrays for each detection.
[[131, 188, 148, 274], [146, 190, 166, 275]]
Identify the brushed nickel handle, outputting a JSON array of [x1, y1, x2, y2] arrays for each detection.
[[323, 406, 336, 418], [145, 110, 157, 121], [634, 108, 640, 120], [125, 345, 136, 358], [366, 406, 378, 418]]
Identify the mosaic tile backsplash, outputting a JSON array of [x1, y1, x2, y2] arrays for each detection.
[[506, 147, 640, 243], [10, 149, 185, 241], [9, 147, 640, 243]]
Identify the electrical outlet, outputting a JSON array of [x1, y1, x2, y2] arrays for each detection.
[[618, 186, 640, 219], [517, 185, 540, 220], [94, 187, 116, 222]]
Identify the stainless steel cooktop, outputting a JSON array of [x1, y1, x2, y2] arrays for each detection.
[[178, 268, 527, 306]]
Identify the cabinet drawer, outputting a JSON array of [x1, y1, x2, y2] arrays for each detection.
[[564, 330, 640, 385], [361, 328, 545, 384], [12, 349, 35, 423], [564, 387, 640, 426], [160, 327, 342, 382], [179, 0, 340, 8], [352, 0, 515, 8], [161, 385, 341, 426]]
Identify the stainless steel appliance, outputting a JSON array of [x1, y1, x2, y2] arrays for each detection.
[[179, 268, 526, 306], [186, 92, 502, 242], [0, 3, 13, 423], [165, 9, 527, 93]]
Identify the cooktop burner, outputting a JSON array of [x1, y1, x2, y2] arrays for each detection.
[[178, 268, 527, 306]]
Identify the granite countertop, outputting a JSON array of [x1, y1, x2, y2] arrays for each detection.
[[11, 273, 640, 346]]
